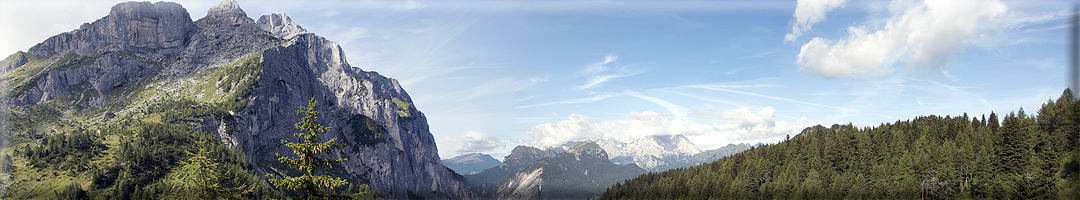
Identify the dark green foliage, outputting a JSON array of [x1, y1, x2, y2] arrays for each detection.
[[0, 154, 12, 173], [56, 183, 90, 200], [9, 98, 65, 136], [346, 114, 387, 146], [25, 129, 105, 171], [267, 97, 360, 199], [216, 53, 263, 111], [6, 97, 282, 200], [600, 89, 1080, 199]]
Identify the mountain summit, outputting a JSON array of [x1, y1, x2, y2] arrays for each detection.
[[597, 135, 748, 171], [1, 0, 470, 199]]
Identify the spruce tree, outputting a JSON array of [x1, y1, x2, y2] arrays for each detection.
[[267, 97, 349, 199]]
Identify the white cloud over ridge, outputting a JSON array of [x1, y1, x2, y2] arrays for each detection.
[[522, 111, 706, 147], [522, 114, 613, 147], [795, 0, 1009, 79], [457, 131, 506, 153], [697, 105, 824, 143], [786, 0, 849, 42], [617, 111, 705, 139]]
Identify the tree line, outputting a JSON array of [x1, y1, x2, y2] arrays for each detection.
[[600, 89, 1080, 199]]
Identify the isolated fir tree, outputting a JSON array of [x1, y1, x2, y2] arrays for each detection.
[[267, 97, 349, 199]]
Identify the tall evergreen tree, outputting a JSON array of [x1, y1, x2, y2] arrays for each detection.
[[267, 97, 349, 199], [989, 112, 1000, 131]]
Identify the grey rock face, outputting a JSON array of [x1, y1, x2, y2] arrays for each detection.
[[237, 33, 470, 199], [463, 145, 564, 197], [0, 52, 27, 74], [28, 1, 195, 56], [11, 1, 195, 106], [257, 13, 308, 40], [11, 51, 157, 106], [206, 0, 253, 25]]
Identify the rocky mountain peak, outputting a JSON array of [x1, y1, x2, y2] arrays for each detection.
[[568, 141, 608, 160], [206, 0, 253, 25], [257, 13, 308, 39], [27, 1, 196, 56], [106, 1, 195, 51]]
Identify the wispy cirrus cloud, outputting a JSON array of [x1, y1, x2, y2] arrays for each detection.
[[574, 54, 645, 90], [576, 72, 643, 90], [684, 83, 894, 119], [624, 90, 691, 119], [514, 93, 620, 109]]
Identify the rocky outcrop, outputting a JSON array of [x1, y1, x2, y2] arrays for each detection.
[[11, 1, 196, 106], [235, 32, 471, 199], [464, 145, 563, 188], [495, 168, 543, 200], [257, 13, 308, 39], [169, 0, 278, 75], [205, 0, 253, 25], [0, 52, 28, 74], [28, 1, 195, 56]]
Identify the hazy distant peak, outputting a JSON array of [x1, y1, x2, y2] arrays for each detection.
[[208, 0, 244, 17], [257, 13, 308, 39], [206, 0, 253, 25]]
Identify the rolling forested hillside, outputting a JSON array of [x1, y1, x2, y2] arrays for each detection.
[[601, 90, 1080, 199]]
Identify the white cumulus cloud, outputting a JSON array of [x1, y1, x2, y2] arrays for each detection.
[[786, 0, 850, 41], [697, 105, 824, 144], [522, 114, 613, 147], [616, 111, 705, 139], [457, 131, 506, 153], [795, 0, 1008, 79]]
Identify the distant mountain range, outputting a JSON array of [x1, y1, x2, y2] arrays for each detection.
[[598, 135, 751, 172], [441, 153, 501, 175], [449, 135, 753, 199], [466, 141, 647, 199]]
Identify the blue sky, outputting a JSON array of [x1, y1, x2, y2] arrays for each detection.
[[1, 0, 1074, 160]]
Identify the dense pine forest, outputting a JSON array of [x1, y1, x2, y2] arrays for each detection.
[[601, 90, 1080, 199]]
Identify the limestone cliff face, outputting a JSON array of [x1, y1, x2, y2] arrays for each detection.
[[3, 0, 472, 199], [10, 1, 195, 106], [257, 13, 309, 40], [242, 32, 471, 199], [28, 1, 195, 56]]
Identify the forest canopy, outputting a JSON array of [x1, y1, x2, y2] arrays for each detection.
[[601, 89, 1080, 199]]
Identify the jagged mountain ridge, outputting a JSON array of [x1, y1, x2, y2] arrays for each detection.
[[464, 145, 565, 190], [489, 141, 648, 200], [1, 0, 470, 199], [441, 153, 501, 175], [596, 135, 750, 172]]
